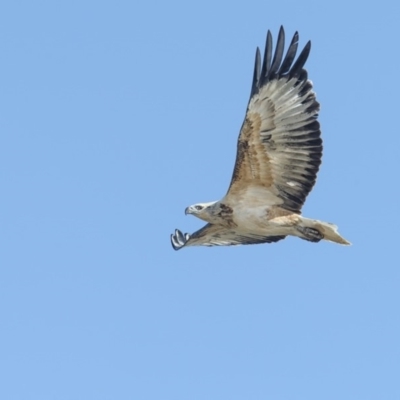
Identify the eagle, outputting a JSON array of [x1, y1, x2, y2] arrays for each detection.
[[171, 27, 350, 250]]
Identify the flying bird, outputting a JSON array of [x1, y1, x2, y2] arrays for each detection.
[[171, 27, 350, 250]]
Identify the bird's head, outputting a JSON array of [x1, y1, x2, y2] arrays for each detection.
[[185, 201, 218, 222]]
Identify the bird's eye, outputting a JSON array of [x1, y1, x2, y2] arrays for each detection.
[[195, 205, 203, 211]]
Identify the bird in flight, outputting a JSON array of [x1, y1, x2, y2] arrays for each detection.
[[171, 27, 350, 250]]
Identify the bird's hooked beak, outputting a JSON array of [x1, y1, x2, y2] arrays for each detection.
[[185, 206, 192, 215]]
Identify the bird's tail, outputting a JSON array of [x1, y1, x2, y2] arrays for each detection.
[[298, 217, 351, 245]]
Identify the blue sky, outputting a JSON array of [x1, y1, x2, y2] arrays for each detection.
[[1, 1, 399, 399]]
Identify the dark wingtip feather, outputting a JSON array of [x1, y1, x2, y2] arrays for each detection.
[[171, 229, 187, 250], [260, 30, 273, 83], [264, 26, 285, 82], [250, 48, 261, 98], [289, 40, 311, 79], [279, 31, 299, 75]]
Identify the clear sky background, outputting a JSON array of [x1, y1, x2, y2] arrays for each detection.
[[1, 1, 399, 399]]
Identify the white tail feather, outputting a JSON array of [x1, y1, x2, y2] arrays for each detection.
[[299, 217, 351, 245]]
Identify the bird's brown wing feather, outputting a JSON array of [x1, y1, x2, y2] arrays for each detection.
[[227, 27, 322, 213]]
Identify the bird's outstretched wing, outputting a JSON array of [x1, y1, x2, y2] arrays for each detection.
[[227, 27, 322, 213], [171, 225, 285, 250]]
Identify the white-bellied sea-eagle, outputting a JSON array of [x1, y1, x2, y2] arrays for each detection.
[[171, 27, 350, 250]]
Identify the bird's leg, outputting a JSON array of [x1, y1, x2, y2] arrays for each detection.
[[296, 226, 324, 242]]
